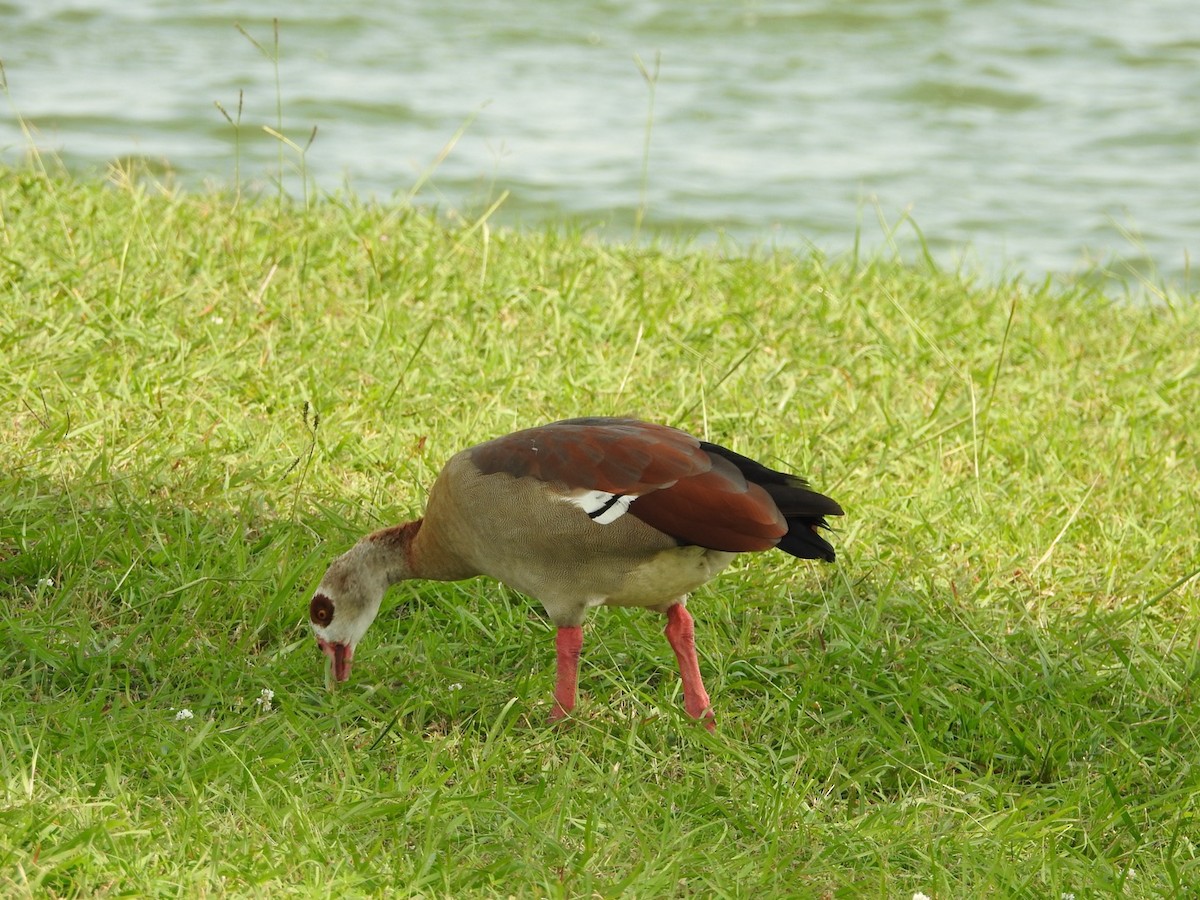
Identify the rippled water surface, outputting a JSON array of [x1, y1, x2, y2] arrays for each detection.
[[3, 0, 1198, 285]]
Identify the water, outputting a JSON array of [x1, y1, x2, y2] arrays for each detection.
[[3, 0, 1199, 288]]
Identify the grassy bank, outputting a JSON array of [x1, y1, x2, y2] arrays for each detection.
[[2, 166, 1199, 897]]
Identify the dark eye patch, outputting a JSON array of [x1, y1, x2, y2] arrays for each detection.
[[310, 593, 334, 626]]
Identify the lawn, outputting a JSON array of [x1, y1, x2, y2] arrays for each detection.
[[2, 165, 1199, 897]]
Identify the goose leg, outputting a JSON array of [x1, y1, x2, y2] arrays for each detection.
[[550, 625, 583, 723], [664, 602, 715, 731]]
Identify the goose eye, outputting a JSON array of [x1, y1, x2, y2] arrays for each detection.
[[310, 593, 334, 627]]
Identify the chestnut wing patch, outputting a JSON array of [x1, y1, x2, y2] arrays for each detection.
[[469, 418, 788, 551], [470, 418, 706, 493], [631, 455, 787, 551]]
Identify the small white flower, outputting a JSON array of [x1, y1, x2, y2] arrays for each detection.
[[37, 577, 54, 589], [913, 893, 932, 900], [175, 708, 194, 721], [1062, 893, 1076, 900], [447, 683, 464, 692], [212, 316, 225, 325], [255, 688, 274, 712]]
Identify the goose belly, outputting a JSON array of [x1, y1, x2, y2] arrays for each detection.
[[602, 545, 737, 608]]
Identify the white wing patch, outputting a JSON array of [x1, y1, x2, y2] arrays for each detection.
[[564, 489, 640, 525]]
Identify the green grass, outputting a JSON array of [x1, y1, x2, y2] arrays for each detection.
[[2, 164, 1199, 898]]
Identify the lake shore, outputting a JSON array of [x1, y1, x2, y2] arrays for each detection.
[[3, 0, 1199, 286]]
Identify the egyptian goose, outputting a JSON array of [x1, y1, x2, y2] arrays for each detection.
[[309, 417, 842, 729]]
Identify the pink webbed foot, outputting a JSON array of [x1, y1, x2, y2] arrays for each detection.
[[550, 625, 583, 724], [664, 603, 716, 732]]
